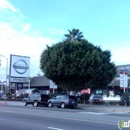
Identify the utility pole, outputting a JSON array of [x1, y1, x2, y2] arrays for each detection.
[[0, 54, 8, 103]]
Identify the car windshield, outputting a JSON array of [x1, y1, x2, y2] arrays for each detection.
[[93, 95, 102, 98]]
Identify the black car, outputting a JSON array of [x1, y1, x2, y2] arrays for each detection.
[[23, 93, 50, 107], [48, 94, 77, 108]]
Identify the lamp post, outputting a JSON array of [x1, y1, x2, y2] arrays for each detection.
[[28, 78, 30, 90], [26, 77, 30, 89], [0, 54, 8, 103]]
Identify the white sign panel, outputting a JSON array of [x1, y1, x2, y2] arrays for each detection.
[[124, 73, 128, 88], [10, 77, 28, 83], [120, 72, 128, 88], [10, 55, 30, 77], [120, 72, 124, 87], [49, 80, 57, 89]]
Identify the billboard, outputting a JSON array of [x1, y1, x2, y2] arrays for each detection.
[[10, 54, 30, 78]]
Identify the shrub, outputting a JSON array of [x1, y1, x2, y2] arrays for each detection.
[[6, 93, 11, 98]]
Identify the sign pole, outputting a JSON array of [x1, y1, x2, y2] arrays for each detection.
[[5, 57, 8, 103], [0, 54, 8, 103]]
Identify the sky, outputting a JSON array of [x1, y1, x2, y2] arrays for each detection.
[[0, 0, 130, 81]]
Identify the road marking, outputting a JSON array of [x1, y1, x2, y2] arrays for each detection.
[[48, 127, 64, 130], [0, 118, 47, 128], [79, 112, 110, 115]]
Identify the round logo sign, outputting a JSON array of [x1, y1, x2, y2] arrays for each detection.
[[13, 59, 29, 74]]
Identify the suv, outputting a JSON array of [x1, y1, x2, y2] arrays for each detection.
[[23, 93, 50, 107], [48, 94, 77, 108]]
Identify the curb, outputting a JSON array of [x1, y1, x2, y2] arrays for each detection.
[[0, 102, 8, 105], [77, 106, 130, 113]]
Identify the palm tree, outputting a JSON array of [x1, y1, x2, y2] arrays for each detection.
[[64, 29, 84, 42]]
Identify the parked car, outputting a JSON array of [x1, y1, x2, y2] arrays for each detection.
[[23, 93, 50, 107], [48, 94, 77, 108], [91, 95, 105, 104], [16, 88, 41, 98]]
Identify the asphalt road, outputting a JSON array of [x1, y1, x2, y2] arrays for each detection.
[[0, 105, 129, 130]]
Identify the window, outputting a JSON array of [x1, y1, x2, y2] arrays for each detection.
[[29, 94, 35, 98], [56, 95, 61, 100], [93, 95, 102, 98], [61, 95, 68, 99]]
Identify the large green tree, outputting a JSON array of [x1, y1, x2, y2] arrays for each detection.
[[40, 30, 116, 91]]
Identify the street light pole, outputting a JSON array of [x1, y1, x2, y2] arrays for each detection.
[[28, 78, 30, 90], [0, 54, 8, 103], [27, 77, 30, 89]]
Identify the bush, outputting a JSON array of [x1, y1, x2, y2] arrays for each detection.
[[6, 93, 11, 98]]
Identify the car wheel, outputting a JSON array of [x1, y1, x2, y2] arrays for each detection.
[[23, 100, 27, 106], [61, 102, 65, 108], [48, 102, 53, 108], [33, 101, 38, 107]]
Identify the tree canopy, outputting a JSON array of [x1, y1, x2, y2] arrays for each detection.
[[40, 29, 117, 91], [64, 29, 84, 42]]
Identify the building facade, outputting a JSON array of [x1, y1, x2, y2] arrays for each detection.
[[9, 64, 130, 95]]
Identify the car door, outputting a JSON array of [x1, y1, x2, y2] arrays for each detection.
[[28, 94, 35, 104], [53, 95, 61, 106]]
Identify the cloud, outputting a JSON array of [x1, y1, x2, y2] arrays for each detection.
[[0, 0, 57, 81], [90, 39, 130, 66], [0, 0, 17, 12], [111, 47, 130, 65], [0, 22, 56, 77], [47, 28, 65, 35]]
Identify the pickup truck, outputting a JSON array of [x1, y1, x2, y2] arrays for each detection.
[[102, 95, 121, 105], [103, 96, 121, 102], [23, 93, 50, 107]]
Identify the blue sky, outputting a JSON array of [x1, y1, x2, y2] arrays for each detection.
[[0, 0, 130, 81]]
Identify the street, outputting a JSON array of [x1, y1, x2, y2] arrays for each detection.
[[0, 104, 129, 130]]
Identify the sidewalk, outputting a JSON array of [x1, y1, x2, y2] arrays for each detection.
[[0, 101, 22, 106], [0, 101, 130, 113], [77, 103, 130, 113]]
